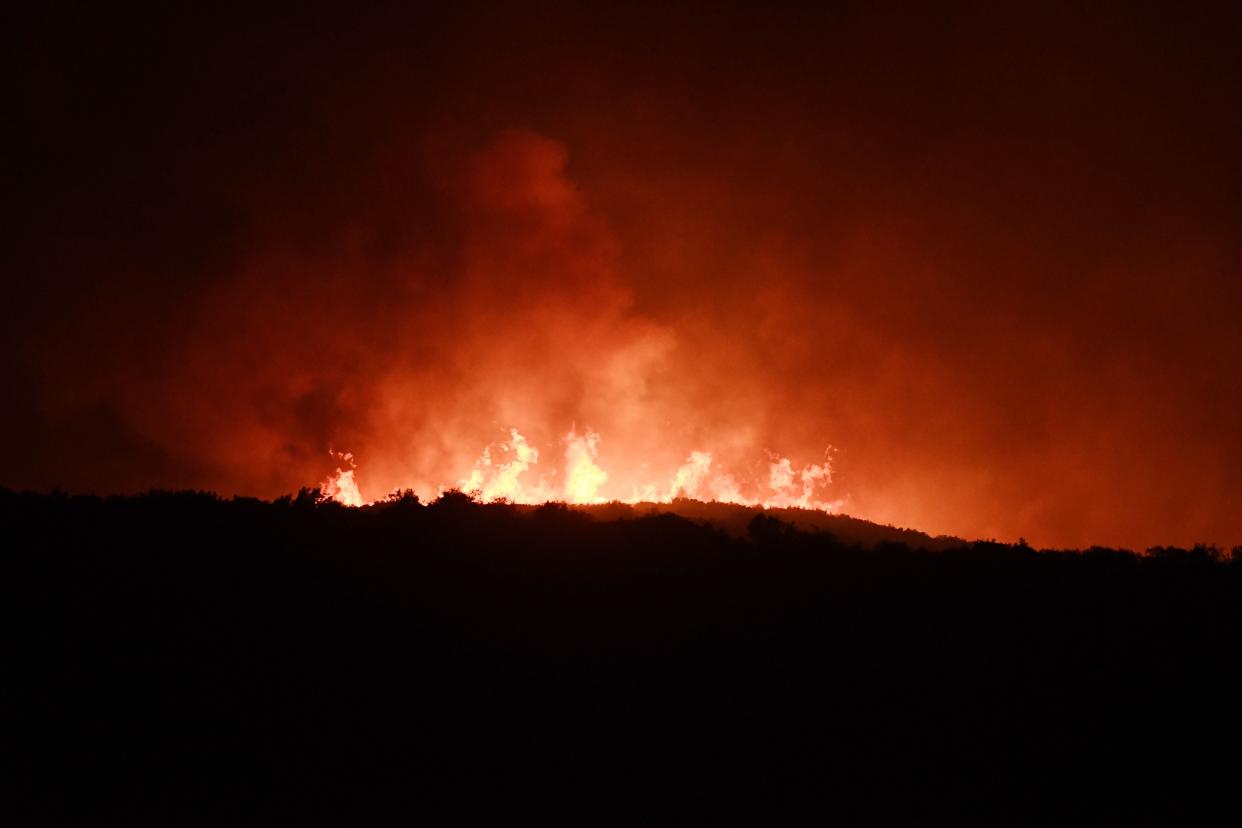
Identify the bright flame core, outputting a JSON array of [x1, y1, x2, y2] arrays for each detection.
[[320, 451, 364, 507], [320, 428, 841, 512]]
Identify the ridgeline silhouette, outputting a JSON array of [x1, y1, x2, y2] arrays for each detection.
[[8, 488, 1242, 824]]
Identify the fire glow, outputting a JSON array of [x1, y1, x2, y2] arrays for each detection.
[[321, 428, 841, 511]]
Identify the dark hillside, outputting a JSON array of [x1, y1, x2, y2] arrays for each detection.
[[7, 489, 1241, 824], [575, 498, 965, 548]]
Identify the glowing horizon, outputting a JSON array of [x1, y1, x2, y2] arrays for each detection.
[[321, 426, 843, 512]]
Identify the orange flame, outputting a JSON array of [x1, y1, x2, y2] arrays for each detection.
[[320, 450, 364, 507], [320, 429, 842, 512]]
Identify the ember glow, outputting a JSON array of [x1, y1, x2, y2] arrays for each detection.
[[321, 428, 841, 511]]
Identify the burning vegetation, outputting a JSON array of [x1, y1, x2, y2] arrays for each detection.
[[321, 426, 839, 511]]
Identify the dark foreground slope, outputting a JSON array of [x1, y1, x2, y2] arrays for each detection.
[[576, 499, 967, 549], [7, 490, 1242, 825]]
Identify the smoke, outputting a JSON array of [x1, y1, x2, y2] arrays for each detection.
[[36, 127, 835, 514], [310, 129, 839, 510], [8, 4, 1242, 549]]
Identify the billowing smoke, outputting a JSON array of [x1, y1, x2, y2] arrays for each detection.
[[305, 130, 842, 510], [15, 127, 839, 513]]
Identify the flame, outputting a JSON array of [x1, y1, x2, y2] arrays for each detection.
[[562, 428, 608, 503], [459, 428, 551, 503], [319, 429, 842, 512], [320, 450, 364, 507], [668, 450, 712, 499], [762, 456, 833, 509]]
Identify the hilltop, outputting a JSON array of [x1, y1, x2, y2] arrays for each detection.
[[7, 488, 1241, 824], [570, 498, 966, 549]]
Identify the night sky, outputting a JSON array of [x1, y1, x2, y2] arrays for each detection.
[[7, 2, 1242, 549]]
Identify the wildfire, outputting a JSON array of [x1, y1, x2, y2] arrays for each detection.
[[320, 428, 842, 512], [320, 450, 364, 507]]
